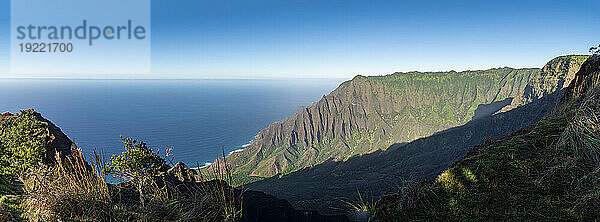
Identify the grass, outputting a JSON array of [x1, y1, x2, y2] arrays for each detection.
[[558, 88, 600, 165], [199, 149, 244, 221], [12, 144, 244, 221], [342, 190, 377, 213], [0, 195, 23, 222], [21, 150, 113, 221], [0, 110, 246, 222], [375, 86, 600, 221], [341, 190, 378, 221]]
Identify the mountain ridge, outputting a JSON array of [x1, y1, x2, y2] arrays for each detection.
[[375, 54, 600, 220], [238, 55, 589, 214], [207, 55, 588, 182]]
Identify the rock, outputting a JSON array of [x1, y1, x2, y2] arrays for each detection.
[[165, 161, 201, 183], [158, 162, 349, 221], [503, 55, 590, 111], [242, 189, 349, 222], [552, 55, 600, 115]]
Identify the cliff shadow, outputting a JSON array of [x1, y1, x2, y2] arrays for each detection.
[[472, 97, 513, 120], [245, 89, 565, 215]]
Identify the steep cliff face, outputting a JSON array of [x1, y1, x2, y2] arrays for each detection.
[[502, 55, 589, 111], [553, 55, 600, 114], [375, 55, 600, 221], [525, 55, 589, 100], [209, 55, 587, 180], [211, 56, 589, 179], [244, 55, 592, 215]]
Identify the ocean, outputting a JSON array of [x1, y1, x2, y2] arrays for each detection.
[[0, 78, 342, 166]]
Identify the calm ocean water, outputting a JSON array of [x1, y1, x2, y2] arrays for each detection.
[[0, 79, 342, 166]]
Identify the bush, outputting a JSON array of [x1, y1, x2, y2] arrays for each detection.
[[103, 136, 168, 207], [0, 110, 46, 178]]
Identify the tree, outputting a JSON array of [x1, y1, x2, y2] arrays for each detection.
[[590, 44, 600, 55], [103, 136, 167, 207]]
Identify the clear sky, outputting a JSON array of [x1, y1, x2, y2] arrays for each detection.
[[1, 0, 599, 79]]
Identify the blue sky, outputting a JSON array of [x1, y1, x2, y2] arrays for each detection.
[[1, 0, 599, 79]]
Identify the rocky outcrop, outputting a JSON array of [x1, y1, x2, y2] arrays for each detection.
[[165, 162, 202, 183], [159, 162, 349, 222], [502, 55, 589, 111], [552, 55, 600, 115]]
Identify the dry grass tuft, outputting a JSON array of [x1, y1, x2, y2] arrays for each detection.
[[558, 87, 600, 166], [21, 150, 113, 221], [18, 147, 243, 222]]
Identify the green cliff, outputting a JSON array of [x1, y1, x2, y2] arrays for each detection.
[[239, 55, 588, 214], [208, 56, 588, 182], [376, 54, 600, 221]]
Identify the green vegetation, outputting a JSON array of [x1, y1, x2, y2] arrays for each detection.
[[20, 141, 243, 221], [0, 110, 48, 221], [244, 55, 590, 215], [0, 111, 244, 221], [0, 195, 21, 221], [376, 106, 599, 220], [219, 66, 548, 180], [21, 148, 242, 221], [104, 136, 169, 207], [343, 191, 377, 214], [0, 110, 46, 178], [375, 56, 600, 220], [23, 151, 113, 221], [2, 55, 595, 220], [207, 150, 244, 221]]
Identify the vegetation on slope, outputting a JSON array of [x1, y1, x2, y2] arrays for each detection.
[[0, 110, 46, 178], [0, 124, 244, 222], [503, 55, 590, 110], [211, 67, 545, 180], [375, 55, 600, 220], [21, 144, 246, 221], [237, 55, 587, 215], [0, 109, 75, 221], [0, 111, 234, 221], [211, 56, 589, 183], [0, 111, 347, 221]]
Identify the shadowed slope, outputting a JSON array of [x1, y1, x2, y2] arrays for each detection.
[[210, 68, 542, 179], [376, 55, 600, 220], [242, 55, 588, 214]]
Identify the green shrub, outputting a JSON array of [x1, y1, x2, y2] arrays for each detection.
[[103, 136, 168, 207], [0, 110, 46, 178]]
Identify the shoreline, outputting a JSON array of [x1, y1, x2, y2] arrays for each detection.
[[194, 141, 252, 170]]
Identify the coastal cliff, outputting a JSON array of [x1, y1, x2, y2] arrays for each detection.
[[375, 54, 600, 221], [209, 55, 588, 180]]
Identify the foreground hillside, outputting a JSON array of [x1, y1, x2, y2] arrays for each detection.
[[376, 55, 600, 220]]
